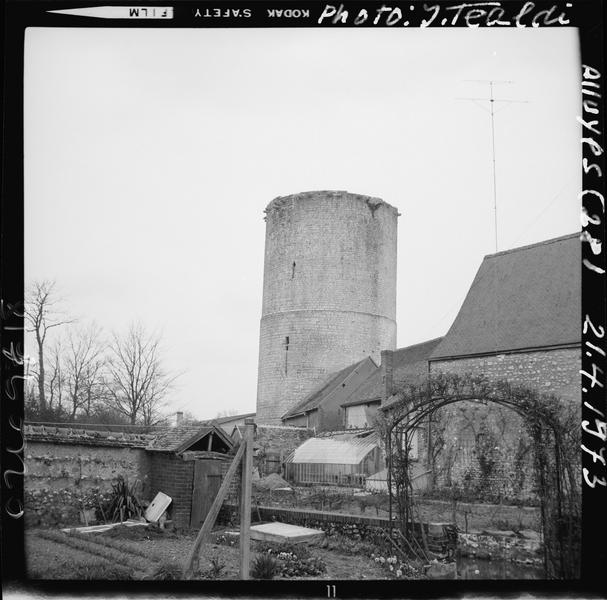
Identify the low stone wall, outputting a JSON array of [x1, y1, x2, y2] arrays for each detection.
[[222, 503, 457, 554]]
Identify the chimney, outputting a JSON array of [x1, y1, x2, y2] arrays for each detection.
[[381, 350, 394, 406], [176, 411, 184, 426]]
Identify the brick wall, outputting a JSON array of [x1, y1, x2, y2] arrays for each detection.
[[149, 453, 194, 529], [257, 191, 398, 424], [427, 347, 580, 501]]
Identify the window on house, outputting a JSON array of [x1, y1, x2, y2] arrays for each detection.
[[346, 405, 368, 428]]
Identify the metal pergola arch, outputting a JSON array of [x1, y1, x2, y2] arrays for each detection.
[[378, 373, 579, 579]]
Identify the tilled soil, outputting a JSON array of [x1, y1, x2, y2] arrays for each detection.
[[25, 527, 393, 580]]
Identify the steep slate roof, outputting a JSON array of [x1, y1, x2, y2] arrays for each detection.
[[341, 338, 444, 407], [145, 424, 233, 453], [282, 358, 372, 419], [430, 233, 580, 360]]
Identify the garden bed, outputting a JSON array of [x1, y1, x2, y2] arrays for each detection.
[[24, 525, 420, 580]]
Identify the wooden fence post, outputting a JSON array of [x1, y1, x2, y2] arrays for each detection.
[[182, 441, 245, 579], [239, 418, 254, 579]]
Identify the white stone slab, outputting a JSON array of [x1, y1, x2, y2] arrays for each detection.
[[250, 522, 324, 544], [145, 491, 172, 522]]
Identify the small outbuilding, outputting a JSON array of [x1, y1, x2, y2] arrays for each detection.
[[284, 431, 382, 487], [145, 424, 235, 529]]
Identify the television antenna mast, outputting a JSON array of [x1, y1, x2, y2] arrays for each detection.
[[458, 80, 528, 252]]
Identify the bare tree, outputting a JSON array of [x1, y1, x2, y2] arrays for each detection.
[[25, 281, 74, 412], [64, 324, 106, 419], [81, 352, 107, 419], [105, 323, 177, 425], [47, 339, 65, 414]]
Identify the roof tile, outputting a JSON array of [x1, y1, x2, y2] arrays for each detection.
[[282, 358, 371, 418], [430, 233, 580, 359]]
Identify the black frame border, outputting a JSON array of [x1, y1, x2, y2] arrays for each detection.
[[2, 0, 606, 596]]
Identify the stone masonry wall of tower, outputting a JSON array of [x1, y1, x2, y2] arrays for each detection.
[[256, 191, 399, 425]]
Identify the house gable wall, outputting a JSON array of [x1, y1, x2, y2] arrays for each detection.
[[317, 358, 378, 431], [283, 358, 377, 431]]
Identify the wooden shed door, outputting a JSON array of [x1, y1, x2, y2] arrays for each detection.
[[190, 460, 223, 529]]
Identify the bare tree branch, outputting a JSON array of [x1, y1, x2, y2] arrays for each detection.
[[104, 323, 179, 425], [25, 280, 75, 411], [63, 323, 106, 419]]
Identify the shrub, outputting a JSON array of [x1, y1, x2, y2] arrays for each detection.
[[105, 476, 144, 522], [279, 553, 326, 577], [251, 553, 278, 579], [255, 542, 326, 577], [371, 553, 426, 580], [209, 557, 226, 578], [256, 541, 311, 559], [146, 560, 183, 580]]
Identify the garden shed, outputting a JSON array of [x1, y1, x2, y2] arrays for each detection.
[[284, 431, 383, 487], [145, 424, 235, 529]]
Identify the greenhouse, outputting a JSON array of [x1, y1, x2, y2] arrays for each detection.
[[284, 432, 383, 487]]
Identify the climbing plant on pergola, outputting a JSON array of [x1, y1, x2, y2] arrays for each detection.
[[374, 372, 581, 579]]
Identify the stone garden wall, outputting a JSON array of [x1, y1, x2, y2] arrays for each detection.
[[254, 424, 313, 476], [24, 426, 153, 528]]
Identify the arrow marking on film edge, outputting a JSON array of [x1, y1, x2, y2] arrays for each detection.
[[47, 6, 173, 19]]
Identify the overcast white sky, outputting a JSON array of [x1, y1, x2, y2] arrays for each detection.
[[24, 27, 581, 421]]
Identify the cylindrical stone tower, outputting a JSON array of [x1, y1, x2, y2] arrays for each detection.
[[256, 190, 398, 425]]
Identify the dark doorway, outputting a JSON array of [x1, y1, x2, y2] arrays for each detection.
[[190, 460, 223, 528]]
